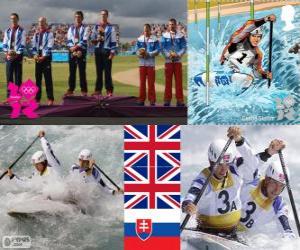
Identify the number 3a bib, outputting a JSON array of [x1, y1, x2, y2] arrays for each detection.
[[197, 168, 242, 230]]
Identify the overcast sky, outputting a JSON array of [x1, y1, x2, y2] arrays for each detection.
[[0, 0, 186, 41]]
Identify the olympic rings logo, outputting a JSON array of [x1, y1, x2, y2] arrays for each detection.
[[20, 87, 36, 95]]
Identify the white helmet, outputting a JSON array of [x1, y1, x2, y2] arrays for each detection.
[[208, 139, 235, 164], [78, 149, 92, 161], [31, 151, 47, 165], [250, 27, 263, 36], [265, 161, 287, 185]]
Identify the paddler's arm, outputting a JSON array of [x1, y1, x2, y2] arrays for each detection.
[[39, 131, 61, 174], [182, 196, 197, 216], [5, 168, 32, 188], [98, 178, 123, 195], [227, 126, 261, 170], [254, 49, 269, 79], [274, 197, 295, 238], [92, 164, 123, 195], [227, 127, 284, 180], [228, 126, 285, 166], [182, 173, 206, 215], [278, 215, 295, 238], [6, 168, 18, 180], [231, 15, 275, 44]]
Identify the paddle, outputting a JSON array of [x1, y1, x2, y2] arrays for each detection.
[[180, 137, 233, 232], [93, 163, 121, 191], [268, 21, 273, 88], [278, 150, 300, 236], [0, 136, 39, 180]]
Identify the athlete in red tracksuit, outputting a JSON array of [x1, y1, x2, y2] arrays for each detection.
[[161, 19, 187, 107], [135, 24, 160, 106]]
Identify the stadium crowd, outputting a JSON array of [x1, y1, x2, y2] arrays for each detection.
[[150, 22, 186, 38], [0, 22, 186, 51]]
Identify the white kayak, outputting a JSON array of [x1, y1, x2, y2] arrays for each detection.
[[182, 228, 248, 250], [193, 72, 232, 87], [8, 197, 79, 218]]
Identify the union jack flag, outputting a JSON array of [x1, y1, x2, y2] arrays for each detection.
[[124, 125, 181, 210]]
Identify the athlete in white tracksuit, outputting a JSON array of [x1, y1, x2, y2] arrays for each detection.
[[182, 127, 285, 238], [70, 149, 122, 195], [7, 130, 61, 183]]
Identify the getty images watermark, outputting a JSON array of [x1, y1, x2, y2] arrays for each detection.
[[2, 236, 31, 248]]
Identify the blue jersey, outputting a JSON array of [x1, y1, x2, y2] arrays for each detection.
[[91, 23, 117, 54], [67, 24, 89, 51], [31, 30, 54, 58], [135, 34, 160, 67], [161, 31, 187, 63], [3, 26, 26, 55]]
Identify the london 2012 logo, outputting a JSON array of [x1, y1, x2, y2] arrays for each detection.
[[7, 79, 39, 119], [275, 95, 297, 121]]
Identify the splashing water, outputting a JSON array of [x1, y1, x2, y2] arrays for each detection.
[[188, 6, 300, 125], [180, 126, 300, 249], [0, 126, 124, 250]]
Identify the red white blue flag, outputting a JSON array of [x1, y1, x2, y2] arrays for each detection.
[[124, 125, 181, 250]]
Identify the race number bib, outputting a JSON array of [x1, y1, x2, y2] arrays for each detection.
[[231, 51, 254, 67], [240, 201, 257, 228], [217, 190, 237, 214]]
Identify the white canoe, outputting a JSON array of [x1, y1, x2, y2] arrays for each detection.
[[182, 229, 248, 250], [193, 72, 232, 87], [8, 197, 79, 218]]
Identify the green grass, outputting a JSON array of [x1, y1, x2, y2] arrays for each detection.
[[0, 55, 187, 104]]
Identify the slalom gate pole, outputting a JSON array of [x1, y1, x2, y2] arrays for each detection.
[[250, 0, 254, 19], [205, 0, 210, 106]]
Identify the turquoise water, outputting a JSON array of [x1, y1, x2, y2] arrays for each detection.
[[188, 6, 300, 124]]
